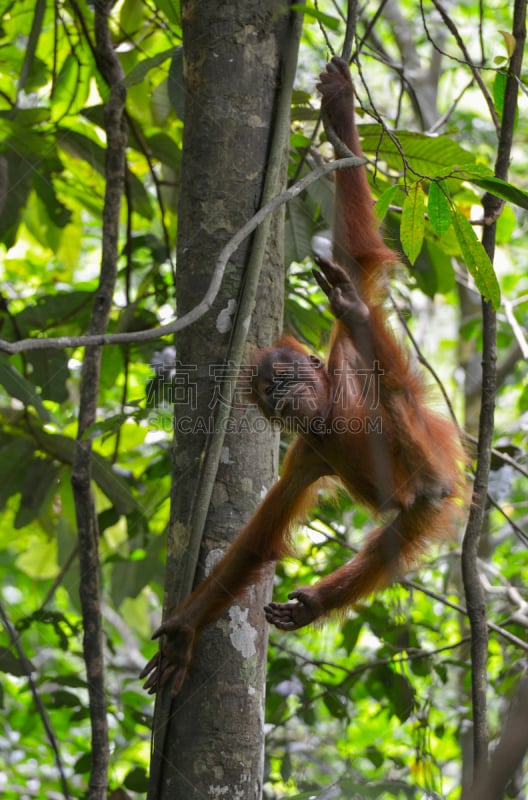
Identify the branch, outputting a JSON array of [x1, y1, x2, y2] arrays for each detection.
[[70, 4, 127, 798], [461, 0, 527, 782], [0, 156, 364, 355]]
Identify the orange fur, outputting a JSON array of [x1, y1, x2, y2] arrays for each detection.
[[141, 57, 465, 694]]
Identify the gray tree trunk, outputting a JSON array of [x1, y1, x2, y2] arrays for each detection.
[[147, 3, 302, 798]]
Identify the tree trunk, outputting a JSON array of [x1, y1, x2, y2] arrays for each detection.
[[147, 3, 302, 798]]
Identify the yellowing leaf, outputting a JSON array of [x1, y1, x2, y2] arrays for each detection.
[[16, 538, 58, 580], [499, 31, 516, 58]]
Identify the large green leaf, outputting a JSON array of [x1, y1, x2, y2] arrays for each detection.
[[451, 209, 501, 307], [15, 291, 93, 337], [51, 54, 91, 120], [461, 169, 528, 210], [0, 150, 33, 247], [26, 350, 69, 404], [359, 125, 476, 176], [32, 170, 72, 228], [431, 164, 528, 209]]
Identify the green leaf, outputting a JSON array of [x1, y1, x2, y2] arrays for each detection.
[[368, 665, 416, 722], [0, 360, 50, 421], [292, 3, 340, 29], [58, 129, 153, 220], [17, 0, 45, 96], [285, 195, 314, 264], [31, 429, 142, 516], [359, 125, 476, 176], [27, 349, 69, 403], [465, 173, 528, 210], [15, 457, 59, 529], [493, 70, 508, 120], [33, 172, 72, 228], [124, 47, 175, 88], [290, 131, 312, 148], [411, 236, 455, 297], [306, 169, 334, 227], [0, 150, 33, 247], [341, 617, 364, 652], [374, 183, 401, 222], [16, 290, 92, 335], [16, 538, 57, 579], [410, 654, 431, 677], [146, 132, 181, 168], [451, 209, 500, 307], [119, 0, 146, 36], [0, 647, 31, 677], [110, 551, 159, 606], [323, 691, 347, 719], [151, 0, 181, 24], [51, 54, 91, 120], [428, 180, 451, 236], [400, 182, 426, 264], [94, 453, 142, 516], [433, 165, 528, 209], [124, 766, 150, 793], [46, 689, 82, 708], [74, 753, 92, 775]]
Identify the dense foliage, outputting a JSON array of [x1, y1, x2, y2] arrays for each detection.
[[0, 1, 526, 798]]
